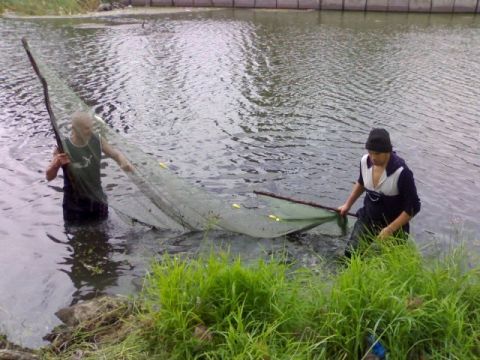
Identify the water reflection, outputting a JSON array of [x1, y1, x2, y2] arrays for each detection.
[[58, 223, 126, 305]]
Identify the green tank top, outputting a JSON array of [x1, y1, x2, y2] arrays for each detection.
[[64, 134, 105, 202]]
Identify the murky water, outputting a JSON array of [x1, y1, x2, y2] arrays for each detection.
[[0, 9, 479, 347]]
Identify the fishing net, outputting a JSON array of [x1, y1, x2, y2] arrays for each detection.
[[25, 39, 350, 238]]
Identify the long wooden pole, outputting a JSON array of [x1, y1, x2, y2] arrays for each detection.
[[21, 37, 64, 152], [21, 37, 79, 196], [254, 190, 357, 218]]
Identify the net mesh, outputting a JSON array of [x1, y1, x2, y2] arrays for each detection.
[[29, 41, 349, 238]]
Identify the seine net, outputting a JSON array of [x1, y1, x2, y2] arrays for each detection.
[[25, 39, 349, 238]]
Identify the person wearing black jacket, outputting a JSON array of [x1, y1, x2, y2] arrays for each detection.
[[338, 128, 421, 257]]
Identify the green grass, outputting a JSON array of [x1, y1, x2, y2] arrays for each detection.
[[1, 0, 100, 16], [140, 253, 316, 359], [42, 239, 480, 359]]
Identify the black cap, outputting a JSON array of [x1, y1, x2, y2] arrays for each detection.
[[365, 128, 392, 153]]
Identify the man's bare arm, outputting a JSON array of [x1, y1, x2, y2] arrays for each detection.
[[46, 150, 70, 181], [102, 139, 134, 172]]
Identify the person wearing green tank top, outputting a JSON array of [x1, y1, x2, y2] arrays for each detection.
[[46, 111, 134, 222]]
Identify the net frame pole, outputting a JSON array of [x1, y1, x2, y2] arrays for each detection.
[[254, 190, 358, 218]]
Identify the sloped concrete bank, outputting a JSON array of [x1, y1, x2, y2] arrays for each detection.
[[124, 0, 480, 13]]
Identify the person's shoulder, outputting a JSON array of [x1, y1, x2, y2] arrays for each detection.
[[391, 153, 417, 184], [386, 152, 409, 175], [63, 137, 73, 149], [360, 153, 370, 166], [392, 152, 408, 167], [90, 133, 101, 144]]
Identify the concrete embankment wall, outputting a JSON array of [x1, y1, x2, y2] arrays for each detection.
[[126, 0, 480, 13]]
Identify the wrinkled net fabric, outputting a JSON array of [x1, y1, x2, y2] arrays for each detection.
[[29, 43, 349, 238]]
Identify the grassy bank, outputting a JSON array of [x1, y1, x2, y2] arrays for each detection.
[[0, 0, 100, 16], [42, 240, 480, 359]]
